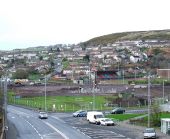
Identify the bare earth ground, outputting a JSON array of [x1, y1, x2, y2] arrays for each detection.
[[9, 84, 170, 98]]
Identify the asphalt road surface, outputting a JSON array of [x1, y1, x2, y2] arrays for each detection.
[[53, 113, 144, 139], [7, 105, 89, 139], [7, 105, 147, 139]]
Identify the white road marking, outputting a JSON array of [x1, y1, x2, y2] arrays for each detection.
[[43, 132, 56, 137], [72, 126, 128, 139], [42, 121, 69, 139], [25, 119, 43, 139], [9, 108, 43, 139]]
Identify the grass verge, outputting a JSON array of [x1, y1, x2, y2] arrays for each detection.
[[106, 114, 144, 121]]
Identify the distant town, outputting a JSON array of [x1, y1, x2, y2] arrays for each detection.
[[0, 39, 170, 83]]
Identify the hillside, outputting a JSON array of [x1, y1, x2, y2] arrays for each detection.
[[83, 29, 170, 46]]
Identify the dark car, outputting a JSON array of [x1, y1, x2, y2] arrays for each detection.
[[73, 110, 87, 117], [111, 107, 125, 114]]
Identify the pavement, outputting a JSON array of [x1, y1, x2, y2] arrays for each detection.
[[119, 120, 170, 139], [6, 120, 18, 139]]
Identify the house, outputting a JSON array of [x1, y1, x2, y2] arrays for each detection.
[[130, 55, 141, 63], [157, 69, 170, 79]]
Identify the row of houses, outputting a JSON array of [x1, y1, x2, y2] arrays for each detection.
[[0, 39, 170, 81]]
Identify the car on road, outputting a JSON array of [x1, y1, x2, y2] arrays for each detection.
[[143, 128, 156, 139], [111, 107, 125, 114], [73, 110, 87, 117], [39, 112, 48, 119], [87, 111, 104, 124], [98, 118, 115, 126]]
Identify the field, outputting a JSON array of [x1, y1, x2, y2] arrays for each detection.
[[8, 92, 116, 112]]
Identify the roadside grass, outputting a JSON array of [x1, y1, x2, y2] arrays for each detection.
[[129, 112, 170, 127], [143, 112, 170, 121], [159, 112, 170, 118], [106, 114, 144, 121], [8, 94, 116, 112]]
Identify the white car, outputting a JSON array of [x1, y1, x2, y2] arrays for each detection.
[[99, 118, 115, 126], [39, 112, 48, 119], [143, 128, 156, 139]]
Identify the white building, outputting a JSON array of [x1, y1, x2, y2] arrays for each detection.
[[161, 118, 170, 134]]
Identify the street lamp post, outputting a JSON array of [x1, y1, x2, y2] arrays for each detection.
[[44, 74, 47, 111], [92, 71, 96, 111], [3, 74, 8, 137], [163, 80, 164, 104], [147, 74, 151, 128]]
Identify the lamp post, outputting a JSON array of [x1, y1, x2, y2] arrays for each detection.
[[92, 71, 96, 111], [44, 74, 47, 111], [3, 73, 8, 137], [147, 74, 151, 128]]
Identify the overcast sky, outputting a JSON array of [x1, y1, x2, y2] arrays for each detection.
[[0, 0, 170, 50]]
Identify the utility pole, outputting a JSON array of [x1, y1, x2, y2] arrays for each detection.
[[89, 64, 91, 85], [92, 71, 96, 111], [168, 63, 170, 80], [3, 74, 8, 138], [44, 74, 47, 111], [163, 80, 165, 104], [148, 74, 151, 128]]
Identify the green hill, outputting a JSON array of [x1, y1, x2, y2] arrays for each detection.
[[83, 29, 170, 46]]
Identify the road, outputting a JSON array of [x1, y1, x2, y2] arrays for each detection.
[[7, 105, 89, 139], [6, 105, 155, 139], [54, 113, 144, 139]]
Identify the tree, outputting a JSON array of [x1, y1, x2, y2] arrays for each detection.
[[27, 67, 38, 75], [83, 54, 90, 62], [152, 48, 163, 55], [56, 47, 60, 52], [62, 57, 68, 62], [151, 105, 161, 127], [39, 56, 43, 61], [0, 71, 4, 77], [150, 53, 167, 68], [13, 69, 29, 79]]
